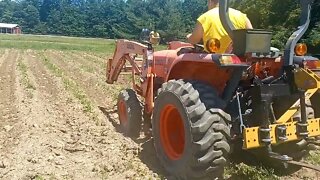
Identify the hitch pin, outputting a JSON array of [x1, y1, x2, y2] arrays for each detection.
[[236, 91, 245, 133]]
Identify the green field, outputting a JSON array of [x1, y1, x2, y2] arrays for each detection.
[[0, 34, 167, 53], [0, 34, 115, 53]]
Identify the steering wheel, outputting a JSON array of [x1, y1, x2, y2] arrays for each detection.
[[193, 44, 205, 53], [177, 43, 205, 55]]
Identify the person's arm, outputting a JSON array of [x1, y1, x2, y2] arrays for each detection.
[[187, 21, 204, 44], [245, 17, 253, 29]]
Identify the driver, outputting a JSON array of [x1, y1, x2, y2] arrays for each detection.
[[187, 0, 253, 53]]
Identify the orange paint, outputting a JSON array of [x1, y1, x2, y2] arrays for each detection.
[[160, 104, 185, 160]]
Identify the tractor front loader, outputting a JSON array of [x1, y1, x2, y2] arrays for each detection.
[[106, 0, 320, 179]]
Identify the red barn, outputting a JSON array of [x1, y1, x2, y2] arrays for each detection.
[[0, 23, 21, 34]]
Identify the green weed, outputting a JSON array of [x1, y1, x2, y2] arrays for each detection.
[[306, 150, 320, 165], [39, 51, 99, 121], [17, 58, 36, 91], [225, 163, 279, 180], [80, 65, 95, 73], [34, 175, 45, 180]]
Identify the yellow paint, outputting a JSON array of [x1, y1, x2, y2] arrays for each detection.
[[276, 88, 318, 124], [243, 127, 260, 149], [308, 119, 320, 137], [276, 68, 320, 124], [243, 119, 320, 149], [294, 68, 319, 90]]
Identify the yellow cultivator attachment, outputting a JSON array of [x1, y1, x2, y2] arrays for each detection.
[[243, 68, 320, 149]]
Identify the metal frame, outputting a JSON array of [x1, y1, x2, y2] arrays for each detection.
[[242, 68, 320, 149], [106, 39, 156, 114], [219, 0, 235, 39], [283, 0, 313, 66]]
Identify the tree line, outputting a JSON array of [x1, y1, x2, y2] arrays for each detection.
[[0, 0, 319, 51]]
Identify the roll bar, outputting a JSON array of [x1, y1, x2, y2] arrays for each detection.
[[284, 0, 313, 66], [219, 0, 235, 39]]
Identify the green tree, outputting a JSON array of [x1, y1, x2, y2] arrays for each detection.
[[0, 0, 317, 46], [125, 0, 152, 39], [157, 0, 186, 41], [59, 0, 86, 36], [0, 0, 15, 23], [22, 5, 40, 33], [181, 0, 207, 32]]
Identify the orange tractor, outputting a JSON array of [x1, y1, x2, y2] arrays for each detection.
[[106, 0, 320, 179]]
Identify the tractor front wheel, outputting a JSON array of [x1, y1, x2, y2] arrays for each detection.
[[152, 80, 231, 179], [117, 89, 142, 138]]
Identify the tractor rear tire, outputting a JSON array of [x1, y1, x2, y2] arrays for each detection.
[[152, 80, 231, 179], [311, 92, 320, 118], [117, 89, 142, 138], [310, 92, 320, 147]]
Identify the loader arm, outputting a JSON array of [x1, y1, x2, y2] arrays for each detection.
[[106, 39, 148, 84]]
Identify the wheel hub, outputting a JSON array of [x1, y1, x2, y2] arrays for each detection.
[[160, 104, 185, 160], [118, 100, 128, 127]]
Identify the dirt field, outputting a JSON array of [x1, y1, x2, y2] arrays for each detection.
[[0, 36, 319, 179], [0, 49, 166, 179]]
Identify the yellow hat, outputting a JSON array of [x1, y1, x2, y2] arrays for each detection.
[[149, 31, 160, 45]]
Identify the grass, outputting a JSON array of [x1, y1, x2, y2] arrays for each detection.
[[225, 163, 279, 180], [306, 150, 320, 165], [80, 64, 95, 73], [0, 34, 115, 53], [34, 175, 45, 180], [69, 51, 107, 69], [17, 58, 36, 91], [0, 34, 167, 53], [33, 174, 57, 180]]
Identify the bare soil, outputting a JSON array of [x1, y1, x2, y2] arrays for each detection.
[[0, 49, 319, 180], [0, 49, 163, 179]]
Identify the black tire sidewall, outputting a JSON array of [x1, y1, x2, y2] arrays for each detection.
[[311, 92, 320, 117], [117, 89, 142, 137]]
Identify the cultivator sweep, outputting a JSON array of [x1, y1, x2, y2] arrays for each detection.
[[106, 0, 320, 179]]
